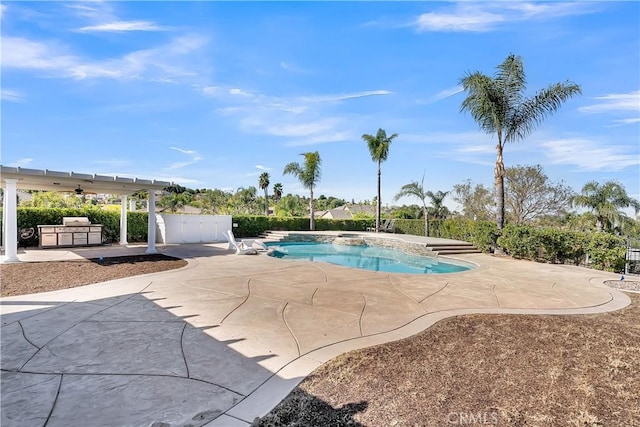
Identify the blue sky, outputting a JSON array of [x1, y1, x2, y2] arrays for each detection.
[[2, 1, 639, 210]]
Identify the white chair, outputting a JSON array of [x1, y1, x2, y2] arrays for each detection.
[[225, 230, 259, 255]]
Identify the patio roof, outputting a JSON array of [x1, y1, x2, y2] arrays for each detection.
[[0, 166, 172, 195]]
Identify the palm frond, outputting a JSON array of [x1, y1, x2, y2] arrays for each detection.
[[460, 72, 504, 135], [506, 81, 581, 143]]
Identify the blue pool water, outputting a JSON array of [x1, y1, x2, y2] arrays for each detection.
[[267, 242, 472, 274]]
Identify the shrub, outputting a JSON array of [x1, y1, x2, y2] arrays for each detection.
[[127, 212, 149, 242], [232, 216, 375, 237], [586, 233, 626, 272], [497, 225, 540, 259]]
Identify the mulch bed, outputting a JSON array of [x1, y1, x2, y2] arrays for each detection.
[[604, 280, 640, 292], [0, 254, 187, 297], [258, 294, 640, 427]]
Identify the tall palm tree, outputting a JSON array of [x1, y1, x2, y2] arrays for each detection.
[[460, 54, 581, 231], [362, 128, 398, 232], [571, 181, 640, 232], [283, 151, 322, 230], [258, 172, 270, 216], [394, 175, 430, 238], [426, 190, 451, 220], [272, 183, 283, 202]]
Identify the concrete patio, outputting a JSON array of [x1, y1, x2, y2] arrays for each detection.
[[0, 238, 631, 426]]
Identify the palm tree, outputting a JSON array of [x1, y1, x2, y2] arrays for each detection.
[[362, 128, 398, 232], [258, 172, 270, 216], [571, 181, 640, 232], [283, 151, 322, 230], [426, 190, 451, 220], [460, 54, 581, 231], [394, 175, 430, 238], [272, 183, 283, 202]]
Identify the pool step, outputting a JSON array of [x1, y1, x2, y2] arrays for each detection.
[[257, 230, 290, 241], [426, 242, 481, 255]]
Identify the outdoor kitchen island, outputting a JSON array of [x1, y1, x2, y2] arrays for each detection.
[[38, 217, 103, 248]]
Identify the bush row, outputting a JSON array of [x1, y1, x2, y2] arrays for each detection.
[[393, 219, 627, 273], [497, 225, 627, 272], [232, 216, 374, 238]]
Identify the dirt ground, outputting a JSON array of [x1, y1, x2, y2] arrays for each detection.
[[258, 293, 640, 427], [0, 254, 188, 297]]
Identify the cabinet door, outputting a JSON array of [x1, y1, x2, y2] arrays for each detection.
[[41, 234, 58, 247], [58, 233, 73, 246], [88, 232, 102, 245], [73, 233, 88, 245]]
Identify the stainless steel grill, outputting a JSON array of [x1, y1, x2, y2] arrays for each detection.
[[62, 217, 91, 227]]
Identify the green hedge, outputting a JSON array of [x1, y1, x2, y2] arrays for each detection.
[[497, 225, 625, 272], [1, 207, 149, 245], [232, 216, 374, 238]]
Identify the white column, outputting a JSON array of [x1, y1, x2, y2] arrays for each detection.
[[146, 190, 157, 254], [3, 179, 19, 262], [119, 195, 128, 245], [129, 199, 136, 211]]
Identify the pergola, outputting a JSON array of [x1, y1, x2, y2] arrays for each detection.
[[1, 166, 172, 262]]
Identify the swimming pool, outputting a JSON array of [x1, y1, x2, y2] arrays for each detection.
[[267, 241, 472, 274]]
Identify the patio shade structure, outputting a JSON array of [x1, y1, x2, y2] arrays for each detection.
[[0, 166, 172, 262]]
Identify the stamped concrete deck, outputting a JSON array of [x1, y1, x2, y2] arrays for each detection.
[[0, 237, 631, 427]]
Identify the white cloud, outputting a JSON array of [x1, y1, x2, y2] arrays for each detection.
[[612, 118, 640, 125], [7, 158, 34, 167], [418, 85, 463, 104], [207, 87, 391, 147], [416, 10, 504, 32], [578, 90, 640, 113], [76, 20, 167, 32], [169, 146, 197, 155], [65, 1, 116, 22], [0, 4, 7, 19], [255, 165, 271, 171], [168, 146, 202, 169], [541, 138, 639, 171], [414, 2, 597, 33], [1, 89, 25, 102], [301, 90, 392, 103], [1, 37, 78, 71], [229, 88, 253, 97], [1, 34, 208, 81], [286, 131, 353, 147], [280, 61, 310, 74]]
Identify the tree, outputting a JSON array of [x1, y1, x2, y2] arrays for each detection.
[[571, 181, 640, 233], [272, 183, 283, 202], [229, 187, 260, 215], [426, 190, 451, 220], [362, 128, 398, 232], [452, 180, 494, 220], [460, 54, 581, 231], [275, 194, 306, 217], [283, 151, 322, 230], [259, 172, 270, 216], [394, 175, 430, 238], [21, 191, 85, 208], [504, 164, 574, 225], [196, 189, 232, 214]]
